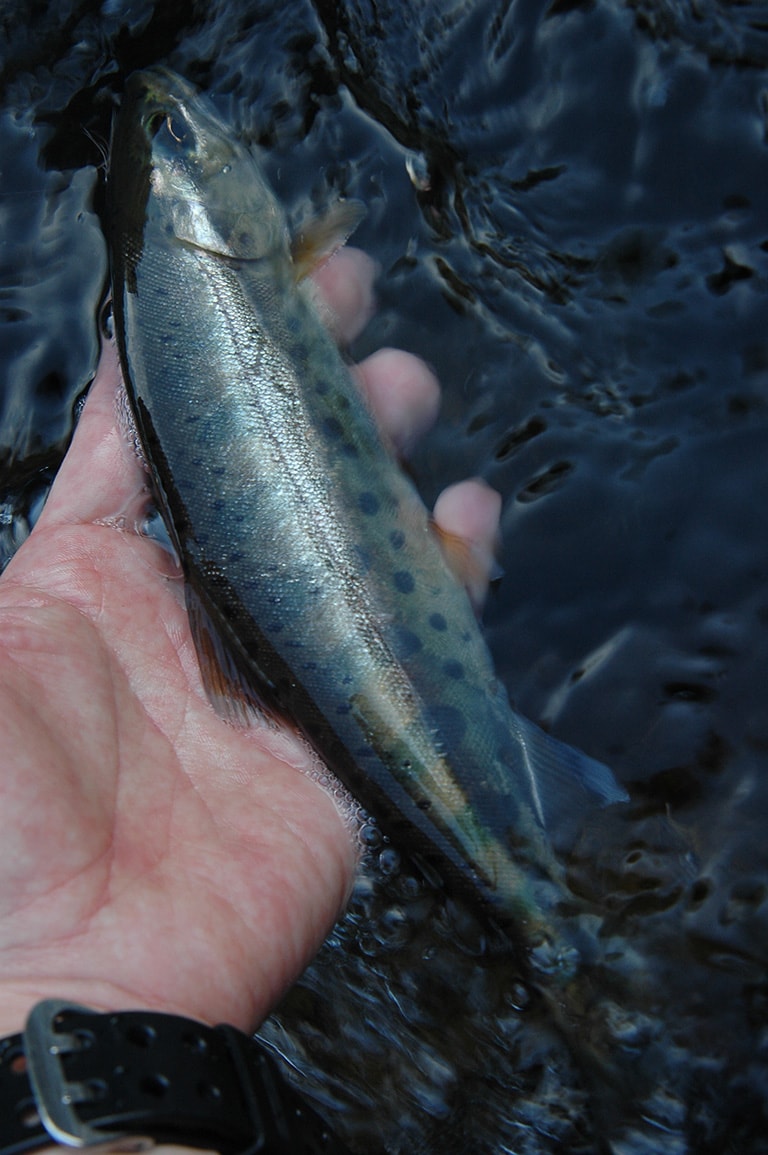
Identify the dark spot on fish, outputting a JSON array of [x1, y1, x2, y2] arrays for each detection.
[[389, 529, 405, 551], [358, 491, 380, 516], [417, 798, 432, 811], [336, 394, 351, 411], [285, 313, 301, 335], [315, 378, 330, 395], [394, 570, 415, 594], [428, 703, 467, 745], [266, 620, 283, 633], [293, 341, 309, 362], [211, 498, 225, 512], [211, 465, 225, 477], [184, 414, 200, 424], [336, 702, 351, 715], [429, 612, 448, 632], [393, 627, 423, 658], [443, 659, 465, 680], [341, 442, 359, 458], [322, 416, 344, 440]]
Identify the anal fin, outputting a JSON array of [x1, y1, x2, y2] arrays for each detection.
[[507, 712, 629, 846]]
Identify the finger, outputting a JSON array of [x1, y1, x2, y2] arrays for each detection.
[[309, 247, 377, 345], [36, 342, 145, 530], [433, 479, 502, 611], [313, 250, 442, 452], [355, 348, 440, 455]]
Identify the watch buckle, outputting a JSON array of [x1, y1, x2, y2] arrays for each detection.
[[24, 999, 154, 1152]]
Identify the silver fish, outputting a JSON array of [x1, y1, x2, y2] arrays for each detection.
[[108, 68, 626, 953]]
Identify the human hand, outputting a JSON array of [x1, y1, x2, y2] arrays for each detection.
[[0, 249, 501, 1037]]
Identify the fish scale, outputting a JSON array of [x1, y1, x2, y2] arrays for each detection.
[[109, 67, 626, 950]]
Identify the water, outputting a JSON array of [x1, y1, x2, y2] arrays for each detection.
[[1, 0, 767, 1150]]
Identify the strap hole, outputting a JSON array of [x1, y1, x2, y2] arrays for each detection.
[[140, 1073, 170, 1098], [125, 1024, 157, 1048], [85, 1077, 108, 1101], [182, 1030, 208, 1054], [197, 1079, 222, 1102]]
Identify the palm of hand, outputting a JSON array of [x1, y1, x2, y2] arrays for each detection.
[[0, 344, 355, 1033]]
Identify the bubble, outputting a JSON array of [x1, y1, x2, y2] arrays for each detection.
[[378, 847, 401, 876], [359, 821, 382, 850], [505, 981, 533, 1013]]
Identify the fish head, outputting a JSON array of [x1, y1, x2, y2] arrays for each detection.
[[111, 67, 289, 263]]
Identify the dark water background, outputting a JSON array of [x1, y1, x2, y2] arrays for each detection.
[[2, 0, 768, 1150]]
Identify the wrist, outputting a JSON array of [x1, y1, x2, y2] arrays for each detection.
[[0, 979, 202, 1041], [0, 999, 355, 1155]]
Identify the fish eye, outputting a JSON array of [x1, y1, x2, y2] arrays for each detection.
[[165, 114, 190, 144], [147, 111, 194, 150]]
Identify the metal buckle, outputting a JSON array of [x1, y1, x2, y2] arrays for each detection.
[[24, 999, 152, 1152]]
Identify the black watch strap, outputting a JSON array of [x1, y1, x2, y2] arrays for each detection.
[[0, 999, 354, 1155]]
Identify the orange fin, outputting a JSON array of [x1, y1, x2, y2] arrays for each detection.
[[291, 200, 366, 281], [431, 519, 503, 615]]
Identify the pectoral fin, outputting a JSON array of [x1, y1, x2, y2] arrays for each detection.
[[185, 582, 281, 729], [291, 200, 366, 281]]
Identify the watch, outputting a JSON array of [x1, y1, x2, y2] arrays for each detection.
[[0, 999, 355, 1154]]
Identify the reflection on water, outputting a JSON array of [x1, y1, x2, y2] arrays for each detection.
[[1, 0, 768, 1149]]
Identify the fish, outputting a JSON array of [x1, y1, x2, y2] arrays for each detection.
[[108, 67, 627, 961]]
